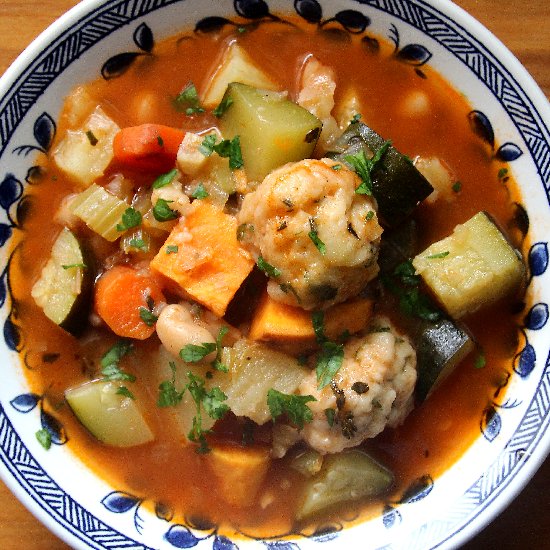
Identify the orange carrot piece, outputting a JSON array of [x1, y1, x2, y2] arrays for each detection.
[[112, 124, 185, 174], [95, 265, 165, 340], [150, 202, 254, 317], [249, 291, 374, 353]]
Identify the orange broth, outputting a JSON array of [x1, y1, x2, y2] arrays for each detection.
[[10, 16, 524, 537]]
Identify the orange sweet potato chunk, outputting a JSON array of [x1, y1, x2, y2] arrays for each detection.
[[249, 291, 374, 351], [206, 444, 271, 507], [150, 202, 254, 317]]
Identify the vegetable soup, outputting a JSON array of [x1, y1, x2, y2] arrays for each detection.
[[11, 14, 526, 537]]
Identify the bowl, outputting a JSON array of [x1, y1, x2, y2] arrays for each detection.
[[0, 0, 548, 548]]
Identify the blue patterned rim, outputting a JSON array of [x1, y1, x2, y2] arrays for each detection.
[[0, 1, 549, 549]]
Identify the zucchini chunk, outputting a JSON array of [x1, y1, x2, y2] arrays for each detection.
[[328, 122, 433, 226], [69, 183, 130, 242], [412, 211, 525, 318], [413, 317, 475, 401], [65, 379, 154, 447], [31, 228, 92, 335], [219, 82, 322, 182], [297, 450, 393, 520]]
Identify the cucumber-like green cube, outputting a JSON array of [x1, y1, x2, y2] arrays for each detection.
[[219, 83, 322, 182], [65, 380, 154, 447], [297, 450, 393, 520], [413, 211, 524, 319]]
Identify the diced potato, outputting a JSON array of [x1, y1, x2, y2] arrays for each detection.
[[412, 211, 525, 318], [206, 444, 271, 507], [150, 202, 254, 317], [69, 183, 129, 242], [218, 339, 309, 425], [219, 82, 322, 182], [297, 450, 393, 520], [65, 379, 154, 447], [414, 156, 455, 204], [249, 292, 374, 353], [62, 85, 96, 129], [201, 43, 278, 108], [53, 107, 120, 187]]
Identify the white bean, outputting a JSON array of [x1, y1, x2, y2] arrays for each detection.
[[156, 304, 216, 360]]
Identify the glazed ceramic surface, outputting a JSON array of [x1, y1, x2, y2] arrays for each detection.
[[0, 1, 548, 549]]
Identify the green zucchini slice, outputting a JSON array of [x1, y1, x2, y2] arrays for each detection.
[[328, 122, 433, 226], [297, 450, 393, 520], [31, 228, 92, 335], [218, 82, 322, 182], [65, 379, 154, 447]]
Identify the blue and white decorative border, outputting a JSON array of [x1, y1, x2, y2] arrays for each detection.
[[0, 0, 548, 549]]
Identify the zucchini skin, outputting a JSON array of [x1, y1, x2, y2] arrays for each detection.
[[328, 122, 433, 226]]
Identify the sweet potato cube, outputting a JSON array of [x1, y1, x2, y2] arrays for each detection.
[[150, 202, 254, 317], [249, 292, 374, 351], [206, 444, 271, 507]]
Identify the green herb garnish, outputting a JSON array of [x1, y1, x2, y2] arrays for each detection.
[[199, 134, 217, 157], [166, 245, 179, 254], [158, 361, 185, 407], [214, 136, 244, 169], [116, 207, 142, 232], [308, 218, 326, 255], [474, 352, 486, 369], [366, 211, 375, 221], [116, 386, 135, 400], [36, 428, 52, 450], [85, 130, 98, 146], [345, 140, 391, 196], [257, 256, 281, 278], [213, 95, 234, 117], [426, 251, 450, 260], [139, 305, 158, 327], [153, 169, 178, 189], [180, 342, 217, 363], [331, 164, 342, 171], [174, 82, 205, 115], [324, 408, 336, 427], [350, 113, 362, 124], [129, 237, 148, 251], [191, 182, 209, 200], [211, 326, 229, 373], [267, 389, 316, 430], [100, 340, 136, 382], [452, 181, 462, 193], [311, 313, 345, 389], [62, 263, 86, 270], [153, 198, 178, 222]]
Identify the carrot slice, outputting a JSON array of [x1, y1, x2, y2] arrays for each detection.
[[112, 124, 185, 173], [95, 265, 165, 340]]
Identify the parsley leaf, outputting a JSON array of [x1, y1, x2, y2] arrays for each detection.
[[324, 408, 336, 427], [214, 136, 244, 170], [213, 95, 234, 117], [116, 207, 142, 232], [174, 82, 205, 115], [62, 263, 86, 270], [350, 113, 362, 124], [199, 134, 217, 157], [211, 326, 229, 373], [308, 217, 326, 255], [312, 311, 326, 344], [267, 389, 316, 430], [152, 169, 178, 189], [426, 251, 450, 260], [139, 306, 158, 327], [100, 340, 136, 382], [116, 386, 135, 400], [191, 182, 209, 200], [153, 198, 178, 222], [166, 245, 179, 254], [345, 140, 391, 196], [129, 237, 148, 251], [180, 343, 217, 362], [474, 352, 486, 369], [394, 260, 421, 286], [257, 256, 281, 278], [316, 341, 344, 390], [158, 361, 185, 407], [36, 428, 52, 450]]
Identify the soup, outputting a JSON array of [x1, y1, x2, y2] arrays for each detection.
[[11, 14, 525, 537]]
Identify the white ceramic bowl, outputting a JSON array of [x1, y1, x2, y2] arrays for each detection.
[[0, 1, 548, 548]]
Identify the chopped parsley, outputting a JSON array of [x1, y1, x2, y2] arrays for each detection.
[[452, 181, 462, 193], [153, 198, 178, 222], [174, 82, 205, 115], [100, 340, 136, 382], [152, 169, 178, 189], [158, 361, 185, 407], [345, 140, 391, 196], [426, 251, 450, 260], [257, 256, 281, 278], [85, 130, 98, 146], [213, 95, 234, 117], [116, 207, 142, 232], [331, 164, 342, 171], [350, 113, 362, 124], [199, 135, 243, 169], [236, 223, 254, 241], [157, 135, 164, 147], [308, 218, 326, 255], [211, 326, 229, 373], [267, 389, 316, 430], [36, 428, 52, 450], [366, 210, 375, 221], [474, 352, 486, 369], [191, 182, 209, 200], [324, 408, 336, 427], [186, 372, 229, 453], [139, 304, 158, 327], [180, 342, 217, 362], [62, 263, 86, 270], [312, 312, 345, 389], [116, 386, 135, 400], [166, 244, 179, 254], [129, 237, 148, 251], [498, 168, 509, 180]]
